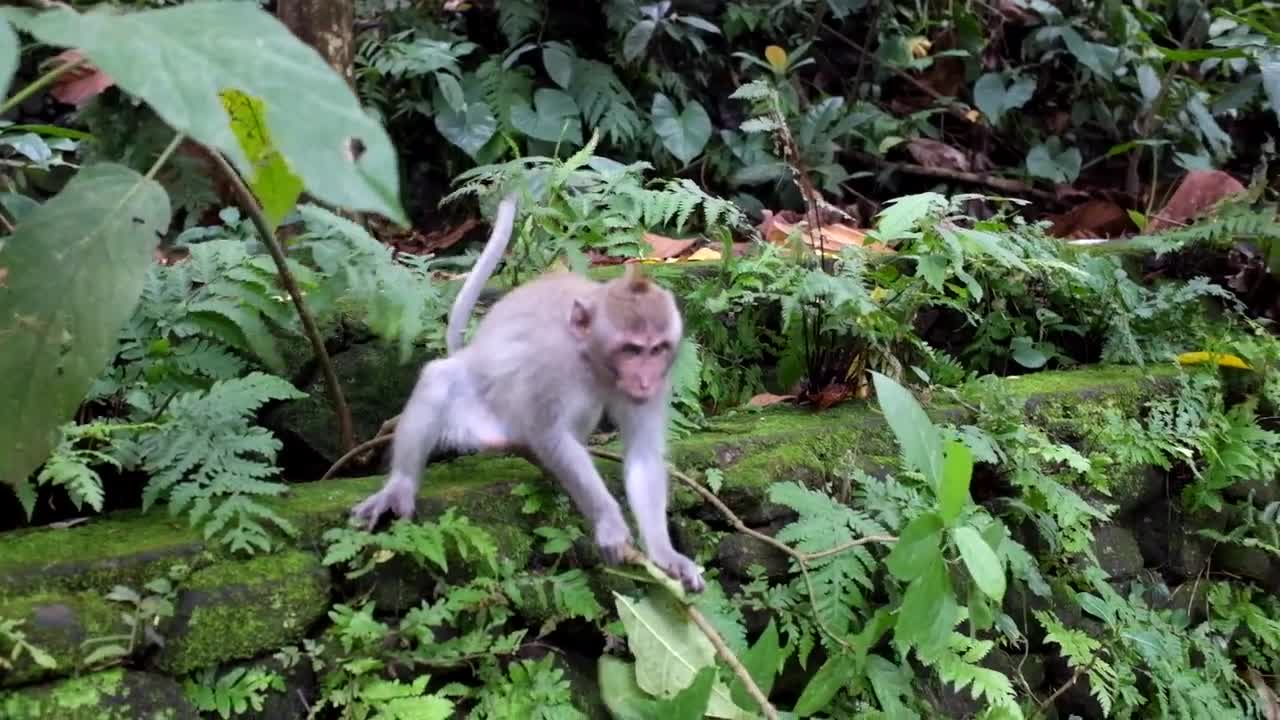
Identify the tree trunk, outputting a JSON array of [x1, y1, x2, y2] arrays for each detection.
[[276, 0, 355, 87]]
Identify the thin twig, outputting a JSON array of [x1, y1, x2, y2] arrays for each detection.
[[590, 448, 895, 651], [204, 148, 356, 452], [849, 151, 1057, 201], [688, 603, 779, 719], [0, 55, 85, 116], [1039, 655, 1098, 711], [321, 432, 391, 480]]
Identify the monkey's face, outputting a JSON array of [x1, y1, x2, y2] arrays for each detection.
[[609, 338, 674, 402]]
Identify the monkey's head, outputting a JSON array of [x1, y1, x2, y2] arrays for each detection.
[[570, 264, 682, 403]]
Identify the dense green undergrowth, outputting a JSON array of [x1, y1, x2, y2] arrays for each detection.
[[0, 0, 1278, 718]]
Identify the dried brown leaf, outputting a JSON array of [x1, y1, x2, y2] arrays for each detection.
[[747, 392, 795, 408], [1148, 169, 1247, 232]]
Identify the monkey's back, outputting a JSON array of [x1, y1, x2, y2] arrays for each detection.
[[457, 271, 606, 441]]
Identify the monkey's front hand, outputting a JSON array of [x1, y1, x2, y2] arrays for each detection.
[[650, 547, 706, 593], [351, 480, 417, 529]]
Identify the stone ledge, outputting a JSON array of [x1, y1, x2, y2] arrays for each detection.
[[0, 364, 1179, 605]]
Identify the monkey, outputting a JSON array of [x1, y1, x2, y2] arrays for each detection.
[[351, 192, 705, 593]]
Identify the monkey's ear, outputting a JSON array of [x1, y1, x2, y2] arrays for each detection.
[[569, 299, 592, 338]]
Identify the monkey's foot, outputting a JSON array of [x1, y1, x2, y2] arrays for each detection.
[[651, 549, 706, 593], [594, 516, 635, 566], [351, 481, 416, 530]]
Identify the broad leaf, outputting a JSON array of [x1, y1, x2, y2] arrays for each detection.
[[792, 651, 856, 716], [894, 555, 957, 656], [1025, 141, 1082, 183], [511, 88, 583, 144], [730, 619, 782, 712], [542, 42, 575, 89], [624, 19, 657, 62], [220, 89, 303, 229], [614, 591, 745, 718], [885, 511, 944, 581], [0, 18, 16, 100], [938, 440, 973, 526], [656, 666, 716, 719], [953, 525, 1007, 602], [0, 163, 171, 485], [598, 656, 660, 720], [871, 370, 943, 487], [436, 101, 497, 158], [1010, 335, 1048, 369], [1259, 50, 1280, 122], [973, 73, 1035, 125], [4, 3, 404, 222], [652, 93, 712, 165]]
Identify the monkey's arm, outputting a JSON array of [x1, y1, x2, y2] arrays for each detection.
[[527, 430, 633, 564], [615, 400, 705, 592]]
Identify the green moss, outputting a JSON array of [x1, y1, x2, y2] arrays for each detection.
[[0, 591, 127, 687], [0, 511, 206, 599], [0, 668, 195, 720], [0, 363, 1180, 612], [152, 550, 330, 675]]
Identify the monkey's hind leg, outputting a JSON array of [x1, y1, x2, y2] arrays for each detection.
[[351, 358, 509, 529]]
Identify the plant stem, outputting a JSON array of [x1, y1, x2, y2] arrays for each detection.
[[204, 147, 356, 452], [687, 604, 779, 719], [0, 56, 85, 117], [145, 133, 185, 182]]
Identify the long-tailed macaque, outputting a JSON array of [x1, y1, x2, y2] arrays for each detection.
[[351, 193, 705, 592]]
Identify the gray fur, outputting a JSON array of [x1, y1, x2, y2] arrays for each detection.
[[351, 196, 704, 592]]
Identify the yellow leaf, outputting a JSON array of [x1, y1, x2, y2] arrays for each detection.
[[687, 247, 722, 261], [765, 45, 788, 74], [1176, 351, 1252, 370], [220, 89, 304, 229]]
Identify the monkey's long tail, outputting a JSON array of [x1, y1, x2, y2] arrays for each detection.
[[445, 192, 519, 354]]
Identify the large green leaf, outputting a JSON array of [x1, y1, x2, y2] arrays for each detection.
[[598, 656, 660, 720], [652, 93, 712, 165], [1260, 50, 1280, 123], [220, 89, 303, 229], [3, 4, 404, 223], [0, 163, 171, 485], [614, 590, 748, 719], [511, 88, 583, 144], [436, 101, 497, 158], [938, 440, 973, 526], [885, 511, 943, 581], [0, 18, 17, 101], [894, 554, 958, 656], [870, 370, 943, 488], [953, 525, 1007, 602], [729, 618, 782, 712]]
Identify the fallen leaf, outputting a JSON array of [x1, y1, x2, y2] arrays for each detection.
[[0, 266, 7, 287], [762, 213, 893, 256], [747, 392, 795, 407], [906, 138, 970, 172], [812, 383, 853, 410], [1148, 170, 1247, 232], [643, 232, 698, 259], [686, 247, 722, 261], [1046, 199, 1135, 239], [46, 50, 116, 107]]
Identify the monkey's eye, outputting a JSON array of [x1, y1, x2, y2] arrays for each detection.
[[650, 343, 668, 356], [620, 343, 643, 357]]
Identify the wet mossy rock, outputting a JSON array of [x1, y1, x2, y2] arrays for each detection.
[[1, 669, 198, 720], [0, 364, 1190, 699], [151, 551, 331, 675]]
